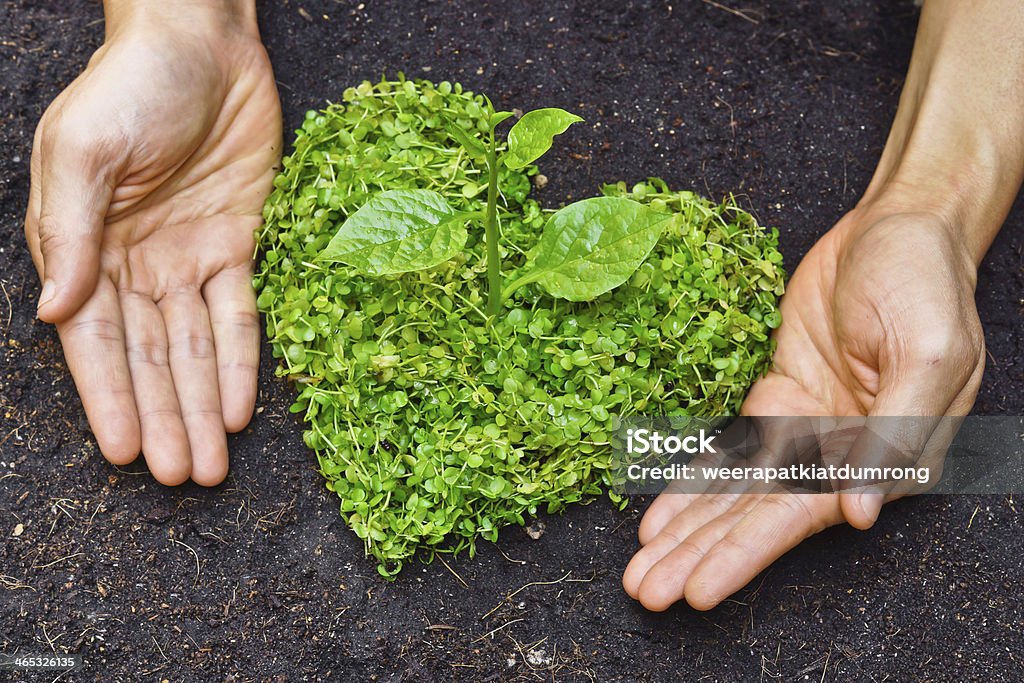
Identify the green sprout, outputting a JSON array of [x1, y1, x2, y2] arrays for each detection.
[[319, 103, 675, 316]]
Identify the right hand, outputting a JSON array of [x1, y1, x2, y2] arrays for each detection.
[[25, 4, 282, 485]]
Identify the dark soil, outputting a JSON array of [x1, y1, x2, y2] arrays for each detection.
[[1, 1, 1022, 681]]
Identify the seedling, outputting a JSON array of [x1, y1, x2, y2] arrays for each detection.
[[320, 105, 676, 314], [255, 77, 785, 576]]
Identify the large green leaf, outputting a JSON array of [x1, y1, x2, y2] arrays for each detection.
[[503, 108, 583, 169], [505, 197, 673, 301], [320, 189, 467, 275]]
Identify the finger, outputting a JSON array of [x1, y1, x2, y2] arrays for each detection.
[[33, 114, 117, 322], [838, 345, 973, 528], [836, 419, 936, 528], [626, 491, 747, 596], [883, 417, 959, 499], [681, 493, 844, 611], [879, 360, 986, 501], [159, 290, 229, 487], [202, 265, 259, 432], [638, 492, 695, 546], [24, 125, 45, 277], [633, 494, 767, 611], [636, 454, 756, 546], [120, 291, 191, 485], [876, 362, 985, 500], [636, 458, 738, 546], [636, 418, 758, 545], [55, 277, 140, 464]]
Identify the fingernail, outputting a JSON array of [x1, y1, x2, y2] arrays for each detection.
[[37, 280, 56, 313], [857, 487, 884, 524]]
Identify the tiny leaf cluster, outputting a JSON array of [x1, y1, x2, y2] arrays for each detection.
[[255, 77, 786, 575]]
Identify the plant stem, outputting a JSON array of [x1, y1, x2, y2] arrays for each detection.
[[484, 129, 501, 316], [500, 271, 538, 302]]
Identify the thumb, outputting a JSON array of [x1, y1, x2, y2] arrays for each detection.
[[838, 334, 978, 529], [31, 119, 115, 323]]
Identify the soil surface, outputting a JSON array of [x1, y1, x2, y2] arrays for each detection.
[[1, 1, 1022, 681]]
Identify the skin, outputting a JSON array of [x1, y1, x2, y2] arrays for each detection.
[[24, 0, 1023, 607], [624, 0, 1024, 611], [25, 0, 281, 486]]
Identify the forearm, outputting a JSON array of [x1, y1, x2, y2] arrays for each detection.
[[102, 0, 258, 39], [860, 0, 1024, 266]]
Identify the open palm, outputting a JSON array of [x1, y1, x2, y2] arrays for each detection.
[[25, 24, 281, 485], [624, 209, 985, 610]]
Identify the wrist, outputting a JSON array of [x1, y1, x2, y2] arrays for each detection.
[[831, 202, 983, 305], [858, 117, 1018, 269], [103, 1, 258, 41], [855, 1, 1024, 268], [857, 177, 1000, 273]]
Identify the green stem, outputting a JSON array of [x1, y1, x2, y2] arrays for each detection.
[[500, 271, 539, 302], [484, 130, 501, 316]]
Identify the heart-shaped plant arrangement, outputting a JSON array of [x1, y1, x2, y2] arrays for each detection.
[[255, 76, 785, 576]]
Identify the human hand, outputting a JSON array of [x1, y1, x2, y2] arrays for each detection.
[[623, 206, 985, 610], [622, 0, 1024, 611], [24, 2, 281, 485]]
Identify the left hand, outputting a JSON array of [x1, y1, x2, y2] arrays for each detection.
[[622, 205, 985, 611]]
